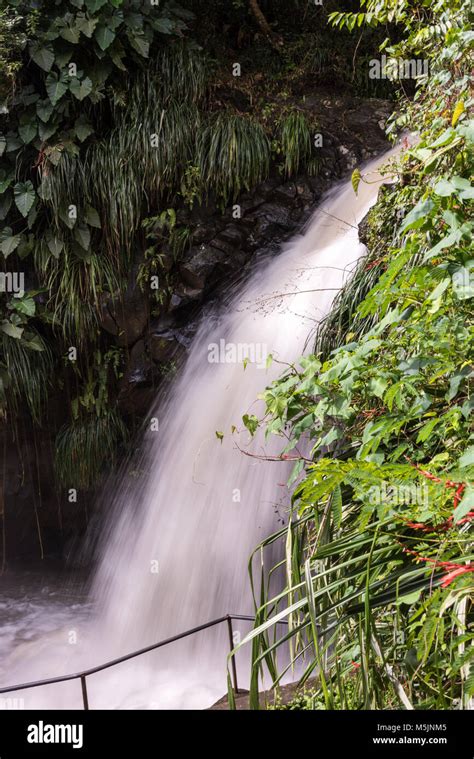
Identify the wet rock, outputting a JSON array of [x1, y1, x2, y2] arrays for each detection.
[[169, 287, 204, 311], [124, 340, 152, 386], [180, 244, 242, 291], [100, 282, 149, 348], [272, 182, 298, 205]]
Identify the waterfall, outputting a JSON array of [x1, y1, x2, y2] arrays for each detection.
[[1, 147, 399, 709]]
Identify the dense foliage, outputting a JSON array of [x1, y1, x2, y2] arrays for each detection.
[[1, 0, 379, 510], [231, 0, 474, 710]]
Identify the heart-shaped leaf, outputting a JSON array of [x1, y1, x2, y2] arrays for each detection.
[[14, 181, 36, 218], [0, 227, 21, 257], [69, 76, 93, 101], [36, 99, 54, 123], [1, 321, 23, 339], [46, 231, 64, 259], [94, 25, 116, 50], [46, 73, 68, 105], [29, 44, 55, 72], [19, 121, 37, 144], [74, 115, 94, 142]]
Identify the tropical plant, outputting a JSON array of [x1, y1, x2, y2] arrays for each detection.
[[197, 113, 271, 206], [230, 0, 474, 710]]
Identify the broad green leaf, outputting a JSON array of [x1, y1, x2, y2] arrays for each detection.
[[12, 297, 35, 317], [74, 223, 91, 250], [85, 205, 101, 228], [433, 179, 455, 197], [427, 277, 450, 302], [86, 0, 108, 11], [14, 181, 35, 217], [36, 99, 54, 122], [453, 488, 474, 522], [94, 25, 116, 50], [46, 232, 64, 258], [153, 17, 175, 34], [29, 44, 55, 72], [127, 32, 149, 57], [69, 76, 93, 101], [76, 15, 98, 38], [19, 121, 37, 144], [75, 115, 94, 142], [1, 321, 23, 339], [60, 24, 81, 44], [458, 447, 474, 469], [46, 73, 68, 105], [0, 227, 21, 257], [400, 198, 434, 232]]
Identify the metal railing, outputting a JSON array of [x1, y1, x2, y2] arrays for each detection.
[[0, 613, 270, 710]]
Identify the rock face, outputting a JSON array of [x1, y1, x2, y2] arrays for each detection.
[[3, 96, 392, 562], [114, 96, 391, 418]]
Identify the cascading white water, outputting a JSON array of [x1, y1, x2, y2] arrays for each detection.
[[0, 147, 399, 709]]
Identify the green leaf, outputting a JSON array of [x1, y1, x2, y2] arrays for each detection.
[[1, 321, 23, 340], [127, 31, 149, 57], [85, 0, 108, 11], [458, 447, 474, 469], [46, 73, 68, 105], [0, 227, 21, 257], [60, 24, 81, 44], [19, 121, 37, 144], [433, 179, 455, 197], [13, 181, 36, 218], [94, 25, 116, 51], [351, 168, 361, 195], [153, 17, 175, 34], [46, 231, 64, 258], [0, 171, 12, 194], [0, 193, 12, 220], [242, 414, 259, 435], [427, 277, 450, 302], [38, 121, 58, 141], [400, 198, 434, 232], [85, 205, 101, 228], [331, 484, 342, 529], [29, 44, 55, 72], [76, 15, 98, 38], [0, 133, 6, 156], [453, 488, 474, 523], [36, 99, 54, 123], [75, 115, 94, 142], [69, 76, 93, 101], [74, 223, 91, 250], [416, 417, 439, 444], [12, 297, 35, 317]]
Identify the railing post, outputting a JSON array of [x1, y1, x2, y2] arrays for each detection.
[[80, 675, 89, 710], [226, 616, 239, 694]]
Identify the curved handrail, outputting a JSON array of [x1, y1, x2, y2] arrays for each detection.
[[0, 613, 278, 708]]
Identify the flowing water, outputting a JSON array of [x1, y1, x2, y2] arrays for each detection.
[[0, 147, 400, 709]]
